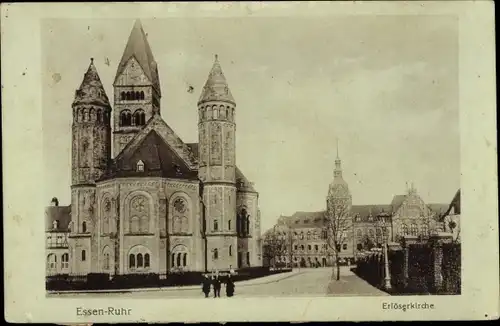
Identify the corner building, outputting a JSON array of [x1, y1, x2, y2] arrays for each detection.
[[46, 20, 262, 277]]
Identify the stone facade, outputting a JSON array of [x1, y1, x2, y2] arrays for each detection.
[[47, 20, 262, 277], [263, 155, 449, 265]]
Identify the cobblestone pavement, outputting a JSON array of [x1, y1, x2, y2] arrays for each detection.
[[48, 267, 386, 298]]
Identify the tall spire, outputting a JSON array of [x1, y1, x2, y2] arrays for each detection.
[[114, 19, 160, 95], [198, 54, 235, 105], [334, 139, 342, 179], [336, 138, 339, 158], [73, 58, 110, 107]]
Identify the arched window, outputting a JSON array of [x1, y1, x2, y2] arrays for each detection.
[[61, 253, 69, 269], [120, 92, 125, 100], [135, 91, 140, 100], [300, 232, 304, 240], [172, 197, 189, 234], [226, 107, 229, 119], [140, 91, 145, 100], [301, 245, 305, 251], [214, 219, 218, 231], [376, 228, 382, 238], [213, 248, 218, 260], [96, 110, 102, 122], [410, 223, 418, 236], [129, 254, 135, 268], [420, 224, 429, 237], [172, 245, 188, 268], [307, 231, 311, 240], [103, 253, 110, 270], [134, 109, 146, 126], [82, 221, 87, 233], [140, 216, 149, 233], [120, 110, 132, 126], [369, 229, 375, 238], [137, 253, 143, 267], [144, 253, 150, 268], [130, 91, 136, 100], [81, 250, 86, 261], [246, 252, 250, 266], [228, 220, 232, 230], [129, 195, 149, 234], [212, 105, 218, 119], [400, 224, 408, 236], [130, 216, 140, 233], [47, 254, 57, 270], [229, 245, 233, 256], [90, 108, 96, 121]]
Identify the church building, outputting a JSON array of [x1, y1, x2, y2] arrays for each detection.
[[45, 20, 262, 277]]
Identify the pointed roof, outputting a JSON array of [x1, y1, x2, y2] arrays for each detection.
[[198, 54, 235, 105], [72, 58, 110, 107], [109, 130, 198, 180], [115, 20, 161, 95]]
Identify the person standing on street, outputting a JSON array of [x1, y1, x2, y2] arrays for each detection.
[[212, 274, 221, 298], [202, 274, 211, 298], [226, 274, 235, 297]]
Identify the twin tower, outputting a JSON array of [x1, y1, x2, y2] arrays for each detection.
[[71, 20, 237, 187]]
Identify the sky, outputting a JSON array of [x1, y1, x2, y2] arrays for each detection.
[[42, 16, 460, 233]]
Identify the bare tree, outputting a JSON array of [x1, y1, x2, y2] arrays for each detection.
[[262, 227, 287, 268], [324, 195, 352, 281]]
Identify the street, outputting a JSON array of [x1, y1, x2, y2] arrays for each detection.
[[48, 267, 387, 298]]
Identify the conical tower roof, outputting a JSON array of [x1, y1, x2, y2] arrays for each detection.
[[72, 58, 110, 107], [198, 54, 235, 105], [114, 19, 161, 95]]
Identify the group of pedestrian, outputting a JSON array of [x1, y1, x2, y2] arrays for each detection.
[[202, 271, 235, 298]]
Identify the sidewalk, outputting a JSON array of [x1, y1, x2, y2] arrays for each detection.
[[47, 270, 302, 294], [326, 268, 389, 296]]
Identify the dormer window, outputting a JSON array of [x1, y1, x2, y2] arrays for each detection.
[[137, 160, 144, 172]]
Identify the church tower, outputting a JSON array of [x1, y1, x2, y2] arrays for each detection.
[[327, 140, 352, 209], [70, 58, 111, 274], [113, 19, 161, 157], [198, 55, 238, 270]]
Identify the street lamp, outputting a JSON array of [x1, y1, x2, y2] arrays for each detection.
[[379, 214, 392, 291]]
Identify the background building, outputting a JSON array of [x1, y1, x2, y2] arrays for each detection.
[[263, 154, 449, 265], [45, 20, 263, 277]]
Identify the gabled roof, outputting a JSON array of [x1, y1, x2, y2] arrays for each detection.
[[352, 205, 392, 222], [198, 55, 235, 105], [390, 195, 407, 212], [107, 130, 198, 180], [72, 58, 110, 107], [114, 20, 161, 95], [289, 211, 326, 228], [45, 206, 71, 232], [440, 189, 461, 220]]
